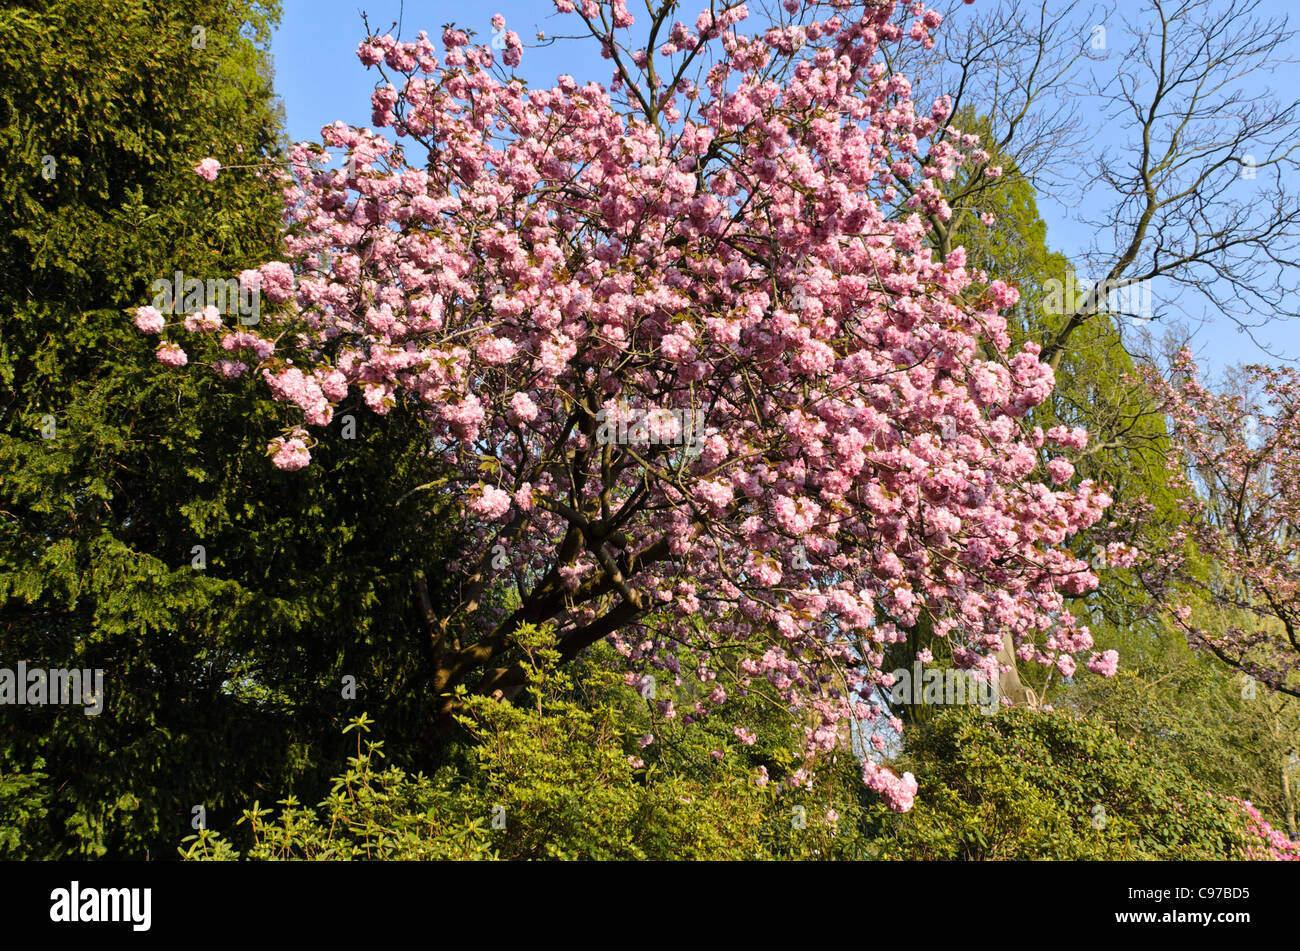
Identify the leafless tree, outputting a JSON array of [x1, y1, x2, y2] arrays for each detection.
[[888, 0, 1300, 363], [1058, 0, 1300, 364], [880, 0, 1109, 257]]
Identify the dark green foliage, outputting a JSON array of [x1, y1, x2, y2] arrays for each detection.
[[0, 0, 284, 306], [0, 0, 461, 858], [0, 760, 48, 856]]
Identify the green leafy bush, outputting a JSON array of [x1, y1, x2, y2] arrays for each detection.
[[872, 708, 1256, 860], [182, 624, 874, 860]]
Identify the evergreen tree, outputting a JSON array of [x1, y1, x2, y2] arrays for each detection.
[[0, 0, 458, 858]]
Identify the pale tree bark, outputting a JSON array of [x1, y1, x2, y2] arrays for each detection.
[[1271, 701, 1298, 838], [1280, 748, 1296, 839], [996, 632, 1039, 707]]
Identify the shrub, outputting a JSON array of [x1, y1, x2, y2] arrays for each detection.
[[181, 625, 872, 860], [872, 707, 1257, 860]]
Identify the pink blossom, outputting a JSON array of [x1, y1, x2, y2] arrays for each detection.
[[1047, 457, 1075, 485], [864, 762, 918, 812], [183, 305, 223, 333], [1086, 650, 1119, 677], [268, 429, 311, 470], [214, 360, 249, 379], [258, 262, 295, 304], [155, 342, 188, 367], [134, 306, 165, 333], [468, 484, 512, 520], [508, 392, 539, 425]]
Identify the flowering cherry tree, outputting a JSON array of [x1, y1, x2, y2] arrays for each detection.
[[1138, 350, 1300, 697], [137, 1, 1119, 810]]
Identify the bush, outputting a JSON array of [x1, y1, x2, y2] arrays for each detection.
[[871, 707, 1257, 860], [180, 625, 874, 860]]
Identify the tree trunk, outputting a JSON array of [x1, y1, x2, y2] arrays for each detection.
[[1282, 747, 1297, 840], [996, 631, 1038, 708]]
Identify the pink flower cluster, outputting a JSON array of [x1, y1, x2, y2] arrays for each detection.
[[1229, 798, 1300, 860], [1085, 649, 1119, 678], [863, 760, 918, 812], [134, 306, 165, 333], [155, 342, 188, 367], [268, 428, 312, 471]]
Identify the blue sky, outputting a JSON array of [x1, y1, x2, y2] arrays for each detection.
[[268, 0, 1298, 378], [270, 1, 596, 140]]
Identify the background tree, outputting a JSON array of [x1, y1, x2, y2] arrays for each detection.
[[847, 0, 1300, 704], [1062, 608, 1300, 837], [891, 104, 1300, 836], [1134, 353, 1300, 697], [882, 118, 1176, 711], [866, 0, 1300, 355]]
